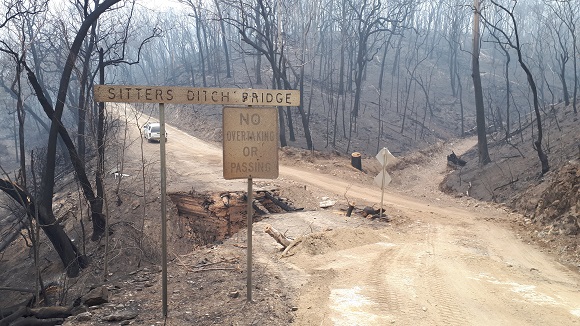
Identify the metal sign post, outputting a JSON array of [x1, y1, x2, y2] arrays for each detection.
[[159, 103, 168, 317], [246, 177, 253, 302]]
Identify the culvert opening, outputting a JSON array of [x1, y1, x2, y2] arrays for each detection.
[[169, 188, 301, 246]]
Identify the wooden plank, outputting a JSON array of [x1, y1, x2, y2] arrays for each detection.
[[94, 85, 300, 106]]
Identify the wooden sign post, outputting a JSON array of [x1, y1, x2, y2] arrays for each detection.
[[94, 85, 300, 311], [222, 106, 280, 302]]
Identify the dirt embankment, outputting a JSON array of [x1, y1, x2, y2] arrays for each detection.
[[441, 104, 579, 266]]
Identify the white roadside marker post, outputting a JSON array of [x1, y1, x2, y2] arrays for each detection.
[[374, 147, 394, 217], [380, 150, 387, 217]]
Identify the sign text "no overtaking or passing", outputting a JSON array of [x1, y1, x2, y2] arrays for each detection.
[[223, 107, 279, 180], [94, 85, 300, 106]]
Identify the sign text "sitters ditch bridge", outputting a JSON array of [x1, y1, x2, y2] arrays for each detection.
[[94, 85, 300, 106]]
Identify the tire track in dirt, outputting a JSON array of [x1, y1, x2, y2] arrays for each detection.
[[388, 223, 468, 326], [364, 247, 422, 324], [420, 223, 469, 325], [423, 265, 469, 326]]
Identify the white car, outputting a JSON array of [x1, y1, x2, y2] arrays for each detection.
[[142, 122, 167, 142]]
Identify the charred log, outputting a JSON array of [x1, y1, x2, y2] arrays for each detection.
[[447, 151, 467, 167], [263, 191, 300, 212], [0, 304, 72, 326]]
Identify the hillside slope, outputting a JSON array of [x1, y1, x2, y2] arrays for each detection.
[[442, 103, 579, 265]]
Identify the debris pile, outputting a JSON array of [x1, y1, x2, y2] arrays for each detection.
[[169, 189, 300, 246]]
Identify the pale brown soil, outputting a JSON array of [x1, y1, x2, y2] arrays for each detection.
[[2, 103, 579, 326]]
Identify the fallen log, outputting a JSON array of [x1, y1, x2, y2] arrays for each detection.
[[447, 151, 466, 167], [362, 206, 387, 219], [0, 306, 71, 326], [0, 297, 34, 318], [29, 306, 72, 319], [263, 192, 298, 212], [362, 206, 378, 217], [0, 305, 30, 326], [264, 225, 292, 248], [10, 317, 64, 326], [252, 200, 269, 215]]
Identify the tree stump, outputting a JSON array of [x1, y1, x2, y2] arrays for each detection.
[[346, 202, 355, 217], [351, 152, 362, 171]]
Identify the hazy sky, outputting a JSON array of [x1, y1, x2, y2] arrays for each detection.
[[138, 0, 188, 12]]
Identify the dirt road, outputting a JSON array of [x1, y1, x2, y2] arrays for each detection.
[[127, 108, 580, 325]]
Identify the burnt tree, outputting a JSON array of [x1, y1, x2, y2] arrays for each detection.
[[0, 179, 87, 277], [472, 0, 491, 165], [485, 0, 549, 174]]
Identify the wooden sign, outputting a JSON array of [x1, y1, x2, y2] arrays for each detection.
[[94, 85, 300, 106], [93, 82, 296, 309], [222, 107, 279, 179]]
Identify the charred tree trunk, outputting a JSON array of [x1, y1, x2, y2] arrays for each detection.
[[338, 0, 347, 95], [456, 68, 465, 137], [26, 0, 120, 243], [572, 33, 578, 114], [298, 13, 313, 150], [254, 3, 263, 85], [24, 66, 106, 241], [193, 5, 207, 87], [76, 23, 97, 167], [472, 0, 491, 165], [352, 39, 366, 119], [214, 0, 231, 78], [519, 60, 549, 174], [0, 180, 87, 277], [15, 61, 26, 187], [487, 0, 550, 174]]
